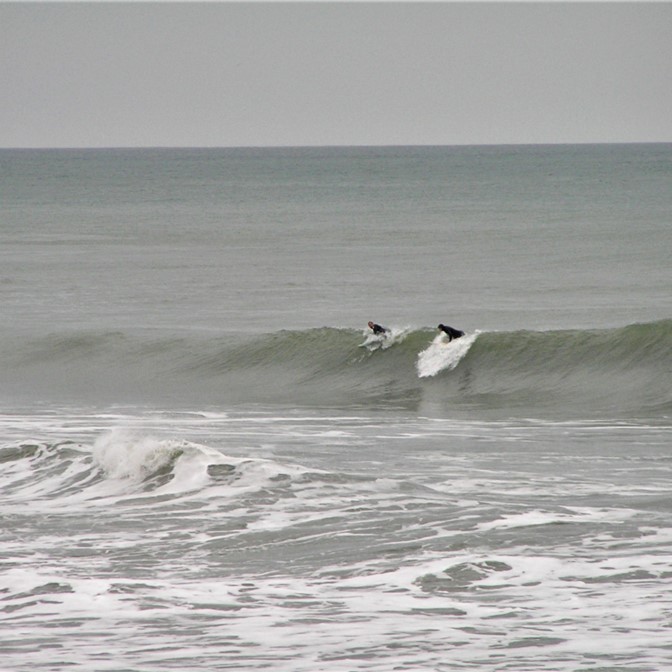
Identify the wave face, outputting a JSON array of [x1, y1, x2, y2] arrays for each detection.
[[3, 320, 671, 418]]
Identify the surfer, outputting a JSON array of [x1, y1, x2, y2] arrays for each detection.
[[368, 321, 388, 335], [438, 324, 464, 341]]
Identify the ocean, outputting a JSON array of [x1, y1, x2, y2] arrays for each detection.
[[1, 144, 671, 671]]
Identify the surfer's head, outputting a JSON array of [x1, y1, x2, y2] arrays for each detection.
[[437, 324, 445, 330], [368, 321, 374, 329]]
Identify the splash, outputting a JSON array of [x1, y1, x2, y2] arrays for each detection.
[[416, 332, 478, 378], [359, 326, 412, 351], [92, 429, 186, 483]]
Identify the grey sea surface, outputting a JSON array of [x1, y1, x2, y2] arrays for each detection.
[[1, 145, 671, 671], [2, 144, 670, 333]]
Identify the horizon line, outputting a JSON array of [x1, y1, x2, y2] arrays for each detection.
[[2, 140, 670, 151]]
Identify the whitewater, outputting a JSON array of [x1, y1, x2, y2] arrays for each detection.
[[2, 408, 671, 671], [1, 144, 671, 671]]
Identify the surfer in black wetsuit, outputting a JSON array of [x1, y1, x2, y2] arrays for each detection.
[[368, 321, 388, 335], [438, 324, 465, 341]]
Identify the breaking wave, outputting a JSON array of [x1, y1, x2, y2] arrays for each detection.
[[2, 320, 671, 418]]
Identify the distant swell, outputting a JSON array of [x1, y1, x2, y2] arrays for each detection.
[[3, 320, 671, 418]]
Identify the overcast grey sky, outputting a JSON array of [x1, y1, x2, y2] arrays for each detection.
[[1, 2, 671, 148]]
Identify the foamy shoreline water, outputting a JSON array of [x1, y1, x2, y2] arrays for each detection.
[[2, 408, 671, 671]]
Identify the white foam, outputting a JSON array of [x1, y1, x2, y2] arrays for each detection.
[[416, 331, 477, 378], [2, 408, 671, 672], [92, 428, 186, 483], [476, 507, 633, 532]]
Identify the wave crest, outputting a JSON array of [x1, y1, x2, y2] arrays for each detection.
[[2, 320, 671, 417]]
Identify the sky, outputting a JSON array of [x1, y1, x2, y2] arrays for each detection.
[[1, 2, 671, 148]]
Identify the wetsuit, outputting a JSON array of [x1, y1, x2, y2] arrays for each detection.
[[369, 322, 388, 335], [438, 324, 465, 341]]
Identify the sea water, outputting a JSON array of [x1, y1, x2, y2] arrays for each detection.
[[1, 145, 671, 671]]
